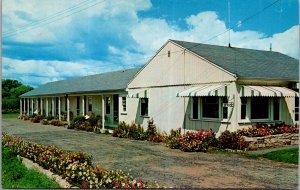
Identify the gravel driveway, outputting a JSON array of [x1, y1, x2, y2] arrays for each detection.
[[2, 118, 298, 188]]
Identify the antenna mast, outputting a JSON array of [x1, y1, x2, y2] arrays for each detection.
[[228, 0, 231, 47]]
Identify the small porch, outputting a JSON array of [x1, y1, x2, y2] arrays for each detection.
[[20, 92, 125, 129]]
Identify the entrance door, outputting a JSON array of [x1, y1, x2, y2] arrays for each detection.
[[113, 95, 119, 124]]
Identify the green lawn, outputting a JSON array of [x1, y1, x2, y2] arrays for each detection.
[[2, 147, 61, 188], [246, 148, 299, 164], [2, 112, 19, 119]]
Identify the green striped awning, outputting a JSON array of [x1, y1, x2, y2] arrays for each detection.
[[127, 89, 148, 98], [240, 86, 299, 97], [176, 84, 229, 97]]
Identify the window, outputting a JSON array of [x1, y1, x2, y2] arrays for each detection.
[[202, 97, 219, 118], [122, 97, 126, 112], [76, 96, 80, 115], [241, 97, 247, 119], [251, 97, 269, 119], [106, 97, 111, 114], [223, 97, 228, 119], [295, 97, 299, 121], [273, 98, 280, 120], [140, 98, 148, 116], [167, 50, 171, 57], [88, 97, 92, 112], [192, 97, 199, 119]]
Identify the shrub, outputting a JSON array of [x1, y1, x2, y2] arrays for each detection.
[[88, 116, 99, 127], [178, 130, 214, 152], [19, 114, 29, 120], [112, 128, 121, 137], [50, 119, 61, 126], [237, 123, 299, 137], [145, 119, 158, 141], [40, 119, 48, 125], [93, 125, 101, 134], [218, 130, 247, 150], [30, 117, 39, 123], [165, 128, 181, 149], [72, 116, 86, 123], [112, 122, 147, 140], [67, 122, 75, 129], [46, 115, 54, 121]]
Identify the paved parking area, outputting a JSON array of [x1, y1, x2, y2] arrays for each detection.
[[2, 118, 298, 188]]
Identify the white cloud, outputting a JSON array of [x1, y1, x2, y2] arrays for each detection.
[[3, 0, 152, 43], [130, 11, 299, 59], [2, 57, 119, 86]]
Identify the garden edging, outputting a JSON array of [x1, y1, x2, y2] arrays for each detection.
[[21, 156, 78, 188], [243, 133, 299, 150]]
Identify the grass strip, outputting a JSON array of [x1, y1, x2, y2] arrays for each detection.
[[2, 113, 19, 119], [246, 148, 298, 164], [2, 147, 61, 188]]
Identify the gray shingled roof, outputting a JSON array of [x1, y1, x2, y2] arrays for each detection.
[[171, 40, 299, 81], [20, 68, 140, 97]]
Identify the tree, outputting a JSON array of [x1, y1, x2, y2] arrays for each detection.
[[2, 79, 34, 113]]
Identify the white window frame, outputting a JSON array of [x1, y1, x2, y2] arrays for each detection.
[[122, 97, 127, 112], [249, 97, 271, 122], [202, 97, 221, 120], [191, 97, 225, 121]]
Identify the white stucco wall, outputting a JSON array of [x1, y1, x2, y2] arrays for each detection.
[[128, 41, 236, 89], [124, 86, 187, 133]]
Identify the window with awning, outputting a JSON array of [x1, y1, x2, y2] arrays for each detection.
[[240, 85, 299, 97], [177, 84, 229, 97]]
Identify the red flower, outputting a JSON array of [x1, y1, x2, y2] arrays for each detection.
[[114, 181, 120, 188], [138, 178, 143, 183], [97, 165, 104, 173], [82, 180, 88, 189]]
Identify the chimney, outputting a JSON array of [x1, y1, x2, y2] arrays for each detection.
[[228, 43, 231, 48]]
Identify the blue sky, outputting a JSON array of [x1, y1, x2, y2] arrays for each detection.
[[2, 0, 299, 87]]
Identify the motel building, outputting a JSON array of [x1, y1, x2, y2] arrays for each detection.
[[20, 40, 299, 135]]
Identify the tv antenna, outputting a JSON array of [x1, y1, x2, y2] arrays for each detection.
[[228, 0, 231, 47]]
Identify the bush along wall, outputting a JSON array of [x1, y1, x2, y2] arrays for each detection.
[[2, 133, 165, 189], [112, 120, 299, 152]]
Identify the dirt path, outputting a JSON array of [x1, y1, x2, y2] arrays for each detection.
[[2, 118, 298, 188]]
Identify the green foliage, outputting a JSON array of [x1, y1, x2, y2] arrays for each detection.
[[2, 113, 19, 119], [165, 129, 181, 149], [72, 115, 86, 123], [218, 130, 246, 150], [2, 79, 33, 112], [113, 122, 147, 140], [145, 119, 160, 142], [246, 148, 298, 164], [2, 147, 60, 188], [88, 116, 99, 127], [46, 115, 54, 121]]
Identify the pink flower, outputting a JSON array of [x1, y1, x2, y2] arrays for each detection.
[[114, 181, 120, 188]]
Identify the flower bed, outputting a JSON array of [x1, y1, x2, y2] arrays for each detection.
[[113, 119, 165, 142], [2, 133, 165, 188], [238, 123, 299, 137]]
